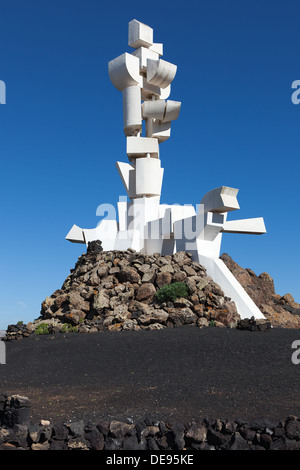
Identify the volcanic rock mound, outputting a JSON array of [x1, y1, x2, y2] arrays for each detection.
[[5, 243, 298, 340], [35, 242, 240, 335]]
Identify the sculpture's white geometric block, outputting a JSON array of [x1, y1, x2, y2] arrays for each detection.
[[108, 53, 142, 91], [65, 224, 85, 244], [144, 232, 165, 256], [126, 136, 159, 159], [152, 120, 171, 142], [222, 217, 267, 235], [127, 196, 160, 233], [200, 212, 225, 241], [149, 43, 163, 56], [163, 100, 181, 122], [147, 59, 177, 89], [132, 46, 160, 71], [159, 85, 172, 100], [117, 199, 129, 232], [141, 82, 160, 100], [142, 99, 166, 120], [174, 229, 223, 259], [142, 100, 181, 142], [117, 197, 160, 234], [116, 161, 136, 198], [144, 204, 197, 255], [142, 99, 181, 122], [122, 86, 142, 136], [128, 19, 153, 49], [159, 204, 196, 223], [174, 212, 223, 244], [173, 211, 226, 259], [200, 187, 240, 213], [135, 157, 164, 196], [83, 219, 119, 251], [146, 233, 176, 256], [145, 217, 168, 245], [141, 77, 171, 100], [115, 229, 144, 252], [160, 205, 197, 238], [196, 234, 224, 259]]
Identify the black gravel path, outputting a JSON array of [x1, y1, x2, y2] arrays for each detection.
[[1, 327, 300, 425]]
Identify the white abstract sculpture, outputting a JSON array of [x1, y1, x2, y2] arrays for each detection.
[[66, 19, 267, 320]]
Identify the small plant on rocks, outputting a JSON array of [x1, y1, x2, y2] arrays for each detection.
[[155, 282, 189, 303], [61, 324, 78, 333], [34, 323, 50, 335]]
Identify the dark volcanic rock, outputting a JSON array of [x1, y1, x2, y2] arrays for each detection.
[[0, 405, 291, 451], [5, 248, 298, 341], [221, 253, 300, 328], [4, 249, 242, 340], [87, 240, 103, 255]]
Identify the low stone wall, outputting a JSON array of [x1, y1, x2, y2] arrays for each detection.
[[0, 393, 300, 450]]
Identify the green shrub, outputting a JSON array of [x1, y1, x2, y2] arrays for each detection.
[[35, 323, 50, 335], [61, 323, 78, 333], [155, 282, 189, 303]]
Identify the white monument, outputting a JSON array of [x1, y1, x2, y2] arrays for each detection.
[[66, 19, 267, 320]]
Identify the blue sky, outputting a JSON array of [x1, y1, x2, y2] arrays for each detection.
[[0, 0, 299, 330]]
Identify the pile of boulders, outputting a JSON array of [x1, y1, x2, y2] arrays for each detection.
[[1, 393, 300, 450], [4, 242, 242, 340], [237, 316, 271, 332], [221, 253, 300, 328]]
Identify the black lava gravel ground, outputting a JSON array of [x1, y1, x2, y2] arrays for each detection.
[[1, 326, 300, 425]]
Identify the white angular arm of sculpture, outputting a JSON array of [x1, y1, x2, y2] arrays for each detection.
[[200, 187, 240, 213], [163, 100, 181, 122], [142, 100, 181, 122], [222, 217, 266, 234], [108, 53, 141, 91], [141, 78, 171, 100], [142, 100, 166, 120], [116, 161, 136, 199], [147, 59, 177, 89], [65, 224, 85, 244], [142, 100, 181, 141], [152, 121, 171, 142]]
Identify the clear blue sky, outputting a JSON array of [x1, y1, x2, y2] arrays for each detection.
[[1, 0, 299, 330]]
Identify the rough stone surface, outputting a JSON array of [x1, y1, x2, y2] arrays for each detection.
[[1, 392, 300, 450], [3, 249, 242, 340], [221, 253, 300, 328], [4, 248, 299, 341]]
